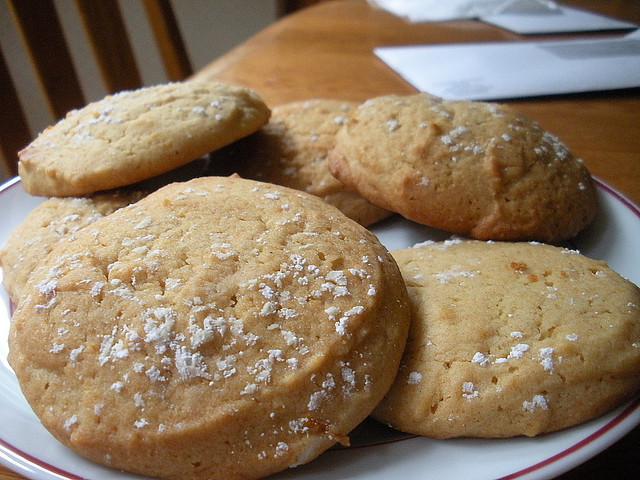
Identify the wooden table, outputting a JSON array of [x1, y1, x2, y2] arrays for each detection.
[[192, 0, 640, 208], [1, 1, 638, 479]]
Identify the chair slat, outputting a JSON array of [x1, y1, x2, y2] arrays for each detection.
[[74, 0, 143, 93], [277, 0, 327, 15], [8, 0, 86, 119], [143, 0, 193, 81], [0, 50, 31, 176]]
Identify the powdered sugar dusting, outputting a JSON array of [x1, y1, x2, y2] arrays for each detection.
[[18, 176, 391, 446]]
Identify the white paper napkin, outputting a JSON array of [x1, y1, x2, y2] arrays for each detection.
[[482, 4, 637, 34], [368, 0, 558, 22], [369, 0, 637, 33]]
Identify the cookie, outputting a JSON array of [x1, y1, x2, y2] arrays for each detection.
[[8, 176, 410, 479], [0, 190, 146, 305], [18, 81, 270, 197], [328, 93, 597, 242], [209, 99, 391, 226], [373, 239, 640, 438]]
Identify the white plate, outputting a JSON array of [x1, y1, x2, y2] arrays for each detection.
[[1, 176, 640, 480]]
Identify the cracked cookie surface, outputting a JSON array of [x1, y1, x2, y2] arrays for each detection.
[[328, 93, 596, 241], [373, 239, 640, 438], [18, 81, 270, 196], [0, 190, 146, 304]]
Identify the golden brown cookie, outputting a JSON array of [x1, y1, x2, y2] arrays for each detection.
[[209, 99, 391, 226], [9, 176, 410, 479], [18, 81, 270, 196], [0, 190, 146, 305], [373, 239, 640, 438], [328, 93, 597, 242]]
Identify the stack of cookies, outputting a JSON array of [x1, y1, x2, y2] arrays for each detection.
[[1, 80, 640, 480], [2, 82, 412, 480]]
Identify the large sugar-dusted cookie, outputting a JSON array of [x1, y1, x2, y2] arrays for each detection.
[[9, 176, 410, 479], [18, 81, 270, 196], [373, 239, 640, 438], [328, 93, 597, 242]]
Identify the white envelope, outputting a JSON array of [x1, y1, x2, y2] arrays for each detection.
[[374, 31, 640, 100]]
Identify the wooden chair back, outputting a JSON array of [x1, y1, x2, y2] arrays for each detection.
[[277, 0, 329, 15]]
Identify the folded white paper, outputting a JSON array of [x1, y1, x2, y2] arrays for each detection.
[[369, 0, 637, 33], [368, 0, 558, 22], [481, 4, 637, 34], [374, 31, 640, 100]]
